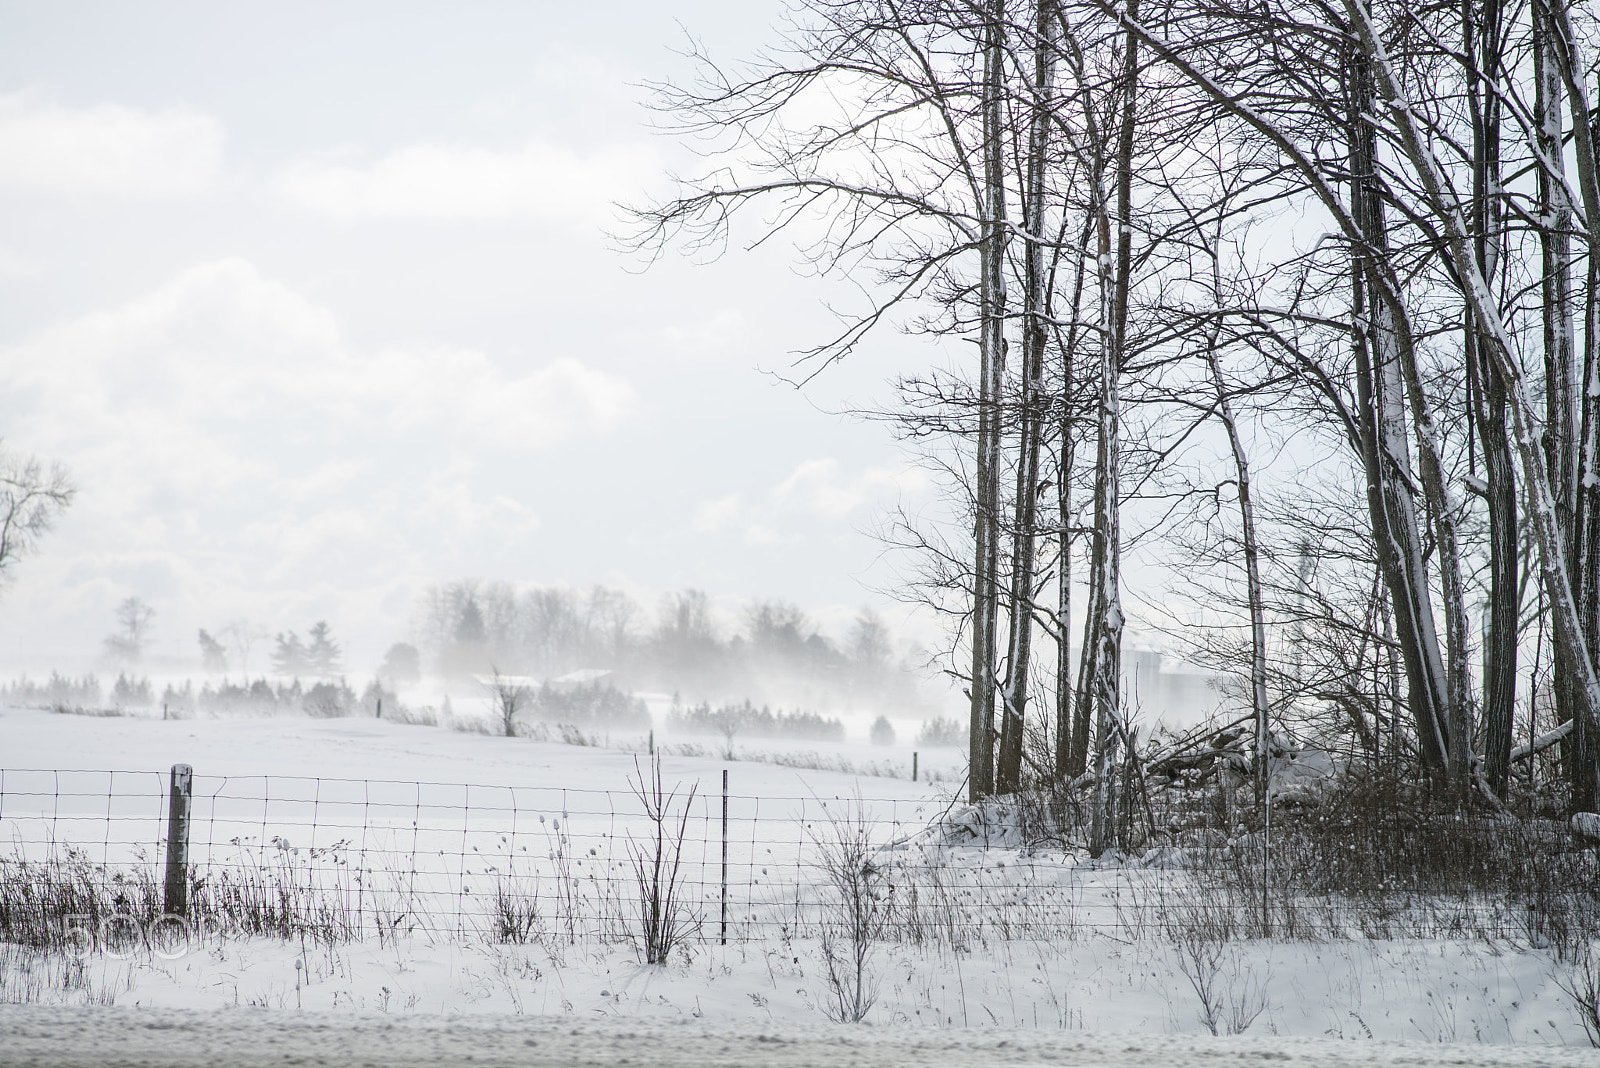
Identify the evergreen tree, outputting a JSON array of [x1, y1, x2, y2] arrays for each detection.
[[272, 631, 307, 676], [305, 620, 342, 678]]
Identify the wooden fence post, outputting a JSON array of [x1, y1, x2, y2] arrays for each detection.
[[913, 751, 919, 782], [164, 763, 193, 915]]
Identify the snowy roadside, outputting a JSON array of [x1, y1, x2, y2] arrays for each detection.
[[4, 1004, 1594, 1068], [5, 705, 1598, 1049]]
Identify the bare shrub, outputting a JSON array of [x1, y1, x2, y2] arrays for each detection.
[[0, 842, 372, 953], [626, 754, 700, 965], [557, 723, 602, 747], [385, 702, 439, 727], [1171, 923, 1269, 1035], [812, 799, 888, 1022], [1558, 941, 1600, 1048], [488, 879, 543, 945], [303, 680, 354, 718]]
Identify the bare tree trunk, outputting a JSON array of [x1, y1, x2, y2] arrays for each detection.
[[1089, 0, 1137, 856], [1393, 289, 1477, 790], [1055, 457, 1074, 775], [1074, 432, 1105, 781], [998, 0, 1057, 795], [969, 0, 1009, 803], [1583, 71, 1600, 766], [1205, 352, 1269, 806], [1086, 321, 1123, 854], [1533, 0, 1584, 806], [1056, 219, 1091, 778], [1465, 0, 1517, 796], [1475, 358, 1519, 793], [1346, 44, 1454, 780]]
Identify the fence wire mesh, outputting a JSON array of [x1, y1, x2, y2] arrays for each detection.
[[0, 766, 1567, 948]]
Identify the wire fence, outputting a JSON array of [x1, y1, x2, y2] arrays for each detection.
[[0, 765, 1569, 948], [0, 764, 1209, 943]]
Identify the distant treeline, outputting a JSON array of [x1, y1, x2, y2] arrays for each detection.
[[6, 672, 395, 720], [5, 673, 106, 708], [667, 698, 845, 743], [528, 680, 650, 730], [412, 580, 928, 712], [179, 677, 390, 719], [914, 716, 968, 748], [6, 672, 157, 710]]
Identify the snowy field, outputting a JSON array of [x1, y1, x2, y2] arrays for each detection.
[[2, 702, 1597, 1055]]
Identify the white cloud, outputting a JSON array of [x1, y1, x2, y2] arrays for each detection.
[[660, 310, 746, 356], [8, 258, 636, 463], [0, 259, 632, 602], [692, 494, 742, 533], [0, 90, 223, 195], [680, 460, 920, 548], [275, 138, 656, 225], [743, 524, 782, 546], [0, 243, 35, 277], [772, 458, 913, 519], [360, 347, 635, 450]]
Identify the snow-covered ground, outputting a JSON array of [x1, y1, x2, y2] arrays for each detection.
[[6, 1004, 1597, 1068], [2, 702, 1596, 1052]]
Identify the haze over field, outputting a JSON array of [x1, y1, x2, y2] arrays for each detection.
[[0, 0, 945, 678]]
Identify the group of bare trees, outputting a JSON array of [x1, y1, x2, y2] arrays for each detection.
[[411, 579, 918, 710], [633, 0, 1600, 841]]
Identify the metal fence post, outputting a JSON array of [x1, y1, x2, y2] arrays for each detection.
[[720, 768, 728, 945], [913, 751, 918, 782], [164, 763, 193, 915]]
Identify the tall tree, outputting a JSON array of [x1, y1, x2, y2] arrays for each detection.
[[970, 0, 1010, 800], [1466, 0, 1519, 796], [996, 0, 1059, 793], [1084, 0, 1141, 853]]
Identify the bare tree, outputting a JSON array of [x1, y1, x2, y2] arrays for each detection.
[[1466, 0, 1518, 797], [486, 667, 531, 738], [995, 0, 1058, 794], [219, 619, 268, 677], [103, 596, 155, 666], [0, 444, 75, 590]]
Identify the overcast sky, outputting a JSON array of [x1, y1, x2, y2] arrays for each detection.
[[0, 1, 951, 674]]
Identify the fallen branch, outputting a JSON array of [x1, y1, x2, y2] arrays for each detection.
[[1509, 720, 1574, 763]]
